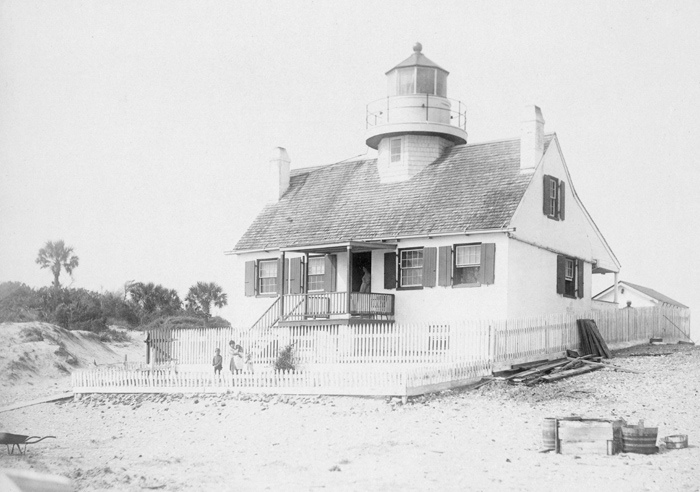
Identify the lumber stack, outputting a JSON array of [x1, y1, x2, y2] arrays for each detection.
[[504, 356, 602, 385], [577, 319, 612, 358]]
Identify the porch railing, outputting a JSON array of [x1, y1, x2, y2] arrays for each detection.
[[281, 292, 394, 321]]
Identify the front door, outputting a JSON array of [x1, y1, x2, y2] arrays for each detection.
[[351, 251, 371, 292]]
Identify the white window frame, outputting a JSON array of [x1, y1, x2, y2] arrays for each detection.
[[454, 244, 481, 286], [307, 257, 325, 292], [549, 179, 558, 217], [390, 138, 402, 164], [258, 259, 278, 295], [564, 257, 576, 297], [399, 248, 423, 288]]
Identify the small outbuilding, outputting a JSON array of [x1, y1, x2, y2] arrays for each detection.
[[593, 281, 688, 310]]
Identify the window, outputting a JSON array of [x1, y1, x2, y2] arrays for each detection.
[[393, 67, 447, 96], [390, 138, 402, 163], [557, 255, 583, 298], [400, 249, 423, 287], [396, 68, 415, 94], [416, 67, 435, 94], [307, 257, 325, 292], [454, 244, 481, 285], [543, 175, 566, 220], [435, 70, 447, 97], [258, 259, 278, 295], [438, 243, 496, 287], [564, 258, 575, 297], [549, 179, 558, 216]]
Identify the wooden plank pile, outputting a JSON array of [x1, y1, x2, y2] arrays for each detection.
[[504, 355, 602, 385], [577, 319, 612, 358], [475, 319, 639, 387], [497, 354, 641, 386]]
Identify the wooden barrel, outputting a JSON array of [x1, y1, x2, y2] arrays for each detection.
[[542, 418, 557, 450], [621, 425, 658, 454]]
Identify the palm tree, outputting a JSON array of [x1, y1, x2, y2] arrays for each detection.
[[185, 282, 228, 321], [35, 240, 80, 288], [127, 282, 182, 319]]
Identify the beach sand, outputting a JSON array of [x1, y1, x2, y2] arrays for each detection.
[[1, 323, 698, 491]]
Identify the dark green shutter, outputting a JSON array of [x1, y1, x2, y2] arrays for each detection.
[[543, 175, 552, 216], [244, 260, 256, 297], [323, 254, 337, 292], [288, 257, 302, 294], [384, 252, 397, 290], [576, 259, 584, 298], [422, 247, 437, 287], [480, 243, 496, 285], [438, 246, 452, 286], [558, 180, 566, 221], [556, 255, 566, 295]]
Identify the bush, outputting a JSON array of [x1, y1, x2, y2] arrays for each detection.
[[274, 343, 295, 371], [142, 315, 206, 332], [97, 327, 131, 343], [0, 282, 40, 322]]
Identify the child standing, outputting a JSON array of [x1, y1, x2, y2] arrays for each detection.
[[212, 348, 223, 375]]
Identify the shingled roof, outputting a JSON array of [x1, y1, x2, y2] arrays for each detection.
[[617, 281, 688, 309], [233, 135, 554, 251]]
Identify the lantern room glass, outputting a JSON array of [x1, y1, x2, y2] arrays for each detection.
[[392, 67, 447, 97]]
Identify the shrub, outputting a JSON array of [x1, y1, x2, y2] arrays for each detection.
[[274, 343, 295, 371], [0, 282, 41, 322]]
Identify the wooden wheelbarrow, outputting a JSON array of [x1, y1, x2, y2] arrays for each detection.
[[0, 432, 56, 455]]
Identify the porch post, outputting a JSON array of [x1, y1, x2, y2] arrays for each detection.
[[303, 252, 309, 316], [279, 251, 286, 316], [346, 245, 352, 314], [613, 271, 619, 304]]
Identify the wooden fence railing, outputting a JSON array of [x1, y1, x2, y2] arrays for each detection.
[[77, 305, 691, 396]]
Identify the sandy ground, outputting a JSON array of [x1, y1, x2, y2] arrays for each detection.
[[1, 323, 698, 491], [0, 322, 144, 408]]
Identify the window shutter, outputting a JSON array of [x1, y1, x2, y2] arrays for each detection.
[[556, 255, 566, 295], [244, 260, 256, 297], [543, 175, 552, 216], [558, 180, 566, 221], [276, 258, 284, 295], [288, 257, 302, 294], [323, 254, 337, 292], [422, 247, 437, 287], [576, 259, 584, 298], [437, 246, 452, 286], [384, 252, 397, 290], [480, 243, 496, 285]]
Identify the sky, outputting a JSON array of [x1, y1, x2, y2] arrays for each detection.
[[1, 1, 699, 339]]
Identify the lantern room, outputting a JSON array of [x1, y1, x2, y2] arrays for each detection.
[[386, 43, 448, 97], [366, 43, 468, 183]]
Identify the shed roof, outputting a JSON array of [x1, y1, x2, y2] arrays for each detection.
[[596, 281, 688, 309], [233, 136, 554, 252]]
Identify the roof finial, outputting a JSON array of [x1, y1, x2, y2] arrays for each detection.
[[413, 42, 422, 53]]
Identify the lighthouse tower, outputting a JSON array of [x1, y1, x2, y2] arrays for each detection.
[[366, 43, 468, 184]]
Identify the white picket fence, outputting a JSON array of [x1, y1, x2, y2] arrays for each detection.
[[73, 305, 691, 397]]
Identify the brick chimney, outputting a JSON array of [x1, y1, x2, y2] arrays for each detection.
[[520, 105, 545, 172], [268, 147, 290, 202]]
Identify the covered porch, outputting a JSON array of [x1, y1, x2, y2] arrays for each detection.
[[254, 240, 397, 329]]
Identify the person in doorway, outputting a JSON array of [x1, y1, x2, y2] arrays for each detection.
[[212, 348, 223, 375], [359, 266, 371, 293]]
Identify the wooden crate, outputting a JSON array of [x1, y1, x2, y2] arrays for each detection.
[[557, 418, 624, 455]]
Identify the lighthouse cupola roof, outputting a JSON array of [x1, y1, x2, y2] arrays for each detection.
[[387, 42, 448, 75]]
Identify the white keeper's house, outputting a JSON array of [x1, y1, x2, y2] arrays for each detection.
[[227, 43, 621, 329]]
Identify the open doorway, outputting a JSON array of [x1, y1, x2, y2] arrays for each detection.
[[351, 251, 371, 292]]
